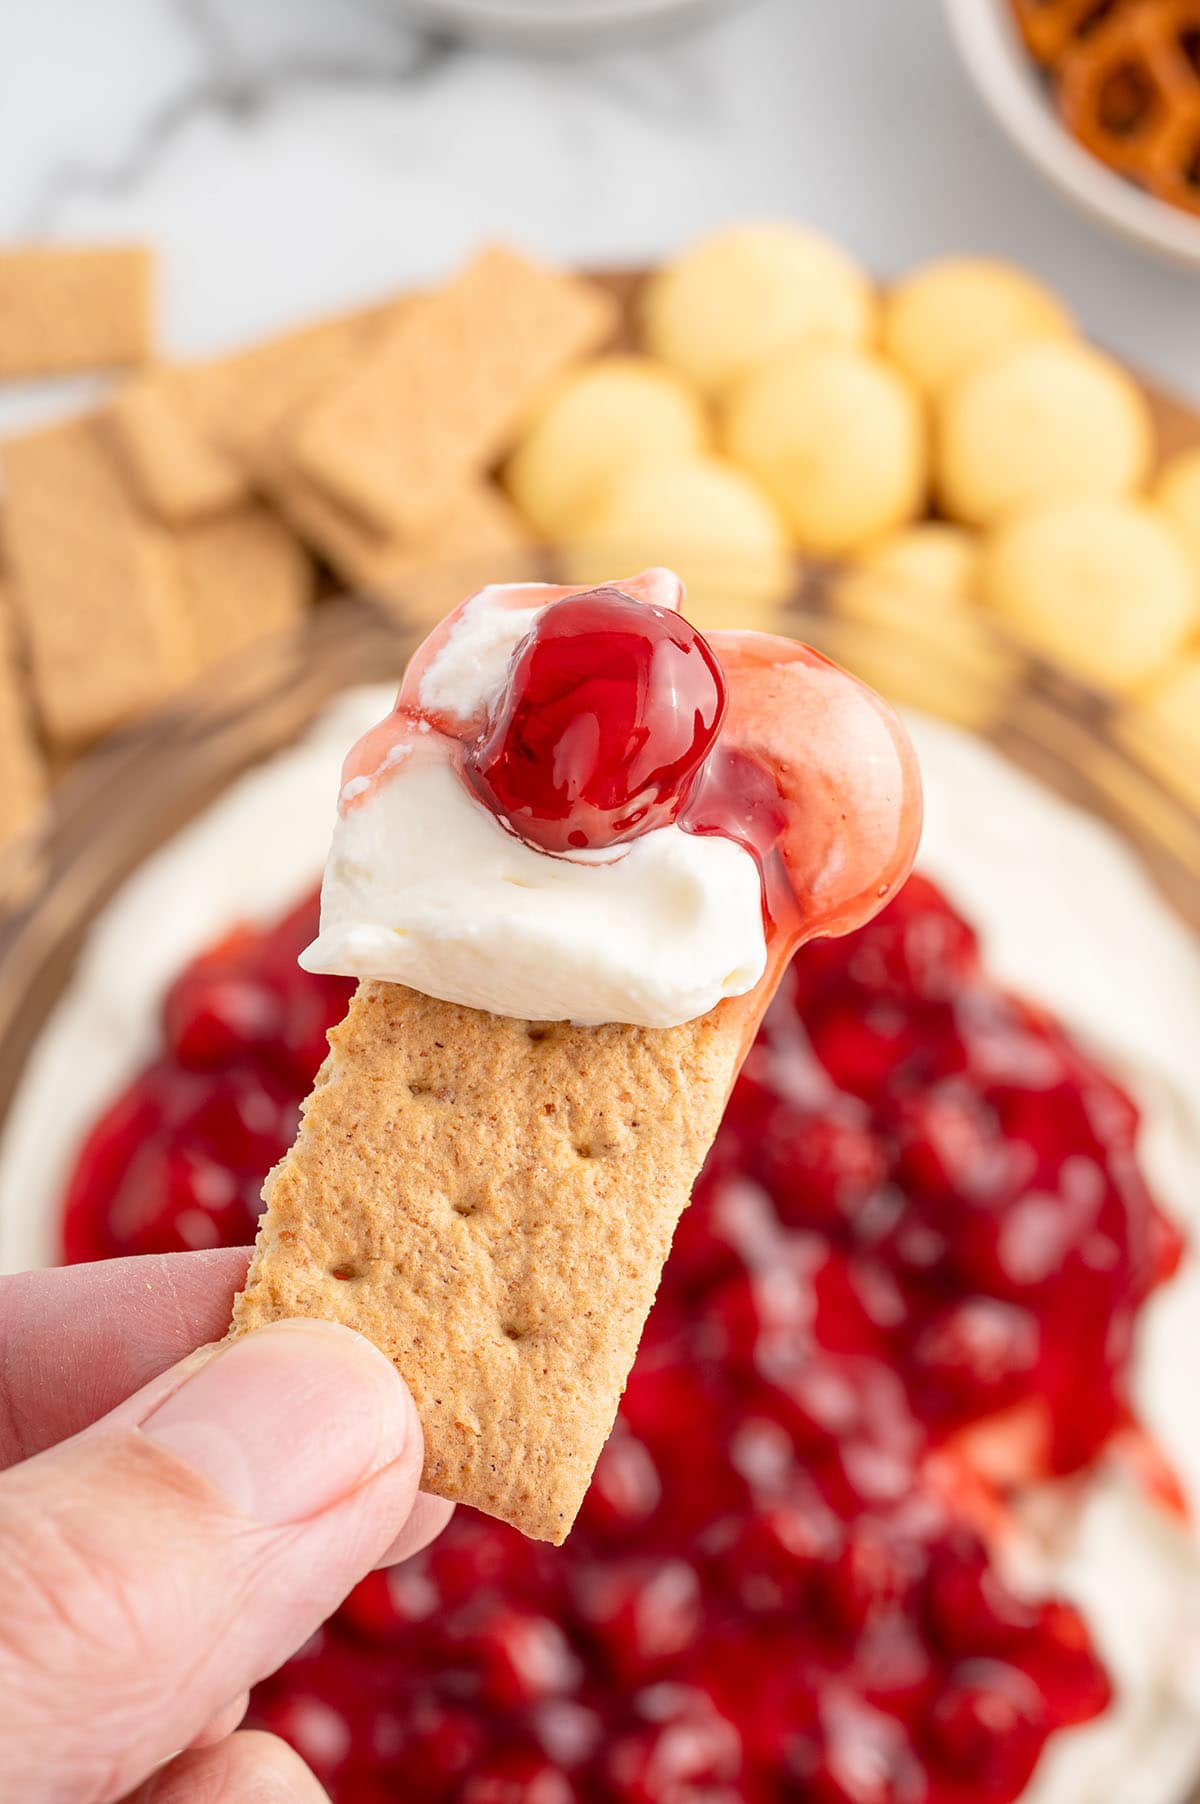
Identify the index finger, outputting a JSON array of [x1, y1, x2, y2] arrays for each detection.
[[0, 1247, 251, 1469]]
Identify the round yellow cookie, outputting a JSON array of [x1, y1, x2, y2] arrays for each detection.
[[642, 222, 876, 398], [503, 356, 707, 540], [856, 523, 980, 602], [725, 345, 927, 555], [937, 340, 1153, 527], [835, 527, 1014, 728], [1155, 448, 1200, 588], [882, 258, 1074, 397], [564, 455, 792, 630], [980, 497, 1198, 692]]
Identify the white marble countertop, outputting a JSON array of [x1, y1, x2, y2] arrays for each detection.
[[1, 0, 1197, 443]]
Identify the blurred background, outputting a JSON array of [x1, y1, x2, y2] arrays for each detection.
[[1, 0, 1199, 414], [1, 4, 1200, 1803]]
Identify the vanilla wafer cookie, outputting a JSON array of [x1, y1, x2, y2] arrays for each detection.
[[0, 245, 152, 380], [174, 506, 315, 673], [294, 247, 618, 538], [2, 418, 194, 747], [232, 980, 742, 1543], [0, 582, 45, 848]]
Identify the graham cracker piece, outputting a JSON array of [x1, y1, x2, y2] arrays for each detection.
[[2, 418, 194, 748], [259, 446, 532, 623], [0, 582, 45, 848], [173, 506, 316, 674], [106, 306, 397, 525], [0, 245, 152, 380], [106, 370, 247, 524], [293, 247, 619, 539], [232, 980, 741, 1543]]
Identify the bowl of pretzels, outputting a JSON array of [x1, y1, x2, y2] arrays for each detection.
[[943, 0, 1200, 267]]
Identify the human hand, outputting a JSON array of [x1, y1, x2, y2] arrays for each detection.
[[0, 1247, 452, 1803]]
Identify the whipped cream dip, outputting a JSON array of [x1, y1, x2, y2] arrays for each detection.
[[300, 583, 768, 1028]]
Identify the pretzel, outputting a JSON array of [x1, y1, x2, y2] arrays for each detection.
[[1012, 0, 1121, 66], [1056, 0, 1200, 206], [1144, 84, 1200, 209]]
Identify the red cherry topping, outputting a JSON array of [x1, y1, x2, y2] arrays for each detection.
[[60, 875, 1181, 1803], [470, 587, 727, 854]]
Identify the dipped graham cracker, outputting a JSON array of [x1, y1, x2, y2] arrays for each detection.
[[2, 418, 193, 748], [232, 980, 743, 1543], [0, 245, 152, 379], [293, 247, 618, 539]]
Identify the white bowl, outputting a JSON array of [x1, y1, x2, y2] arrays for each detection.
[[396, 0, 734, 49], [942, 0, 1200, 268]]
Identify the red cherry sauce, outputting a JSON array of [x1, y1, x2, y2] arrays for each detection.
[[60, 874, 1184, 1803]]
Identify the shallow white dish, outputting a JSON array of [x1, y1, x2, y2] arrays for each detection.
[[395, 0, 735, 49], [942, 0, 1200, 269]]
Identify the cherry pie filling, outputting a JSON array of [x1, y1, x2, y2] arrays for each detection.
[[61, 876, 1183, 1803]]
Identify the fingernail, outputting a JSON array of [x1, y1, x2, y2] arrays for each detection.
[[139, 1319, 412, 1525]]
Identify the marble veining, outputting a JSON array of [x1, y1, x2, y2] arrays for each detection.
[[0, 0, 1197, 449]]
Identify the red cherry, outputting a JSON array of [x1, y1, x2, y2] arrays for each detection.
[[572, 1558, 700, 1680], [923, 1531, 1039, 1658], [710, 1493, 841, 1613], [909, 1298, 1040, 1423], [399, 1695, 486, 1791], [812, 1698, 929, 1804], [924, 1660, 1046, 1799], [757, 1102, 887, 1231], [822, 1519, 924, 1635], [578, 1432, 662, 1538], [460, 1748, 576, 1804], [470, 588, 726, 853], [340, 1560, 439, 1644], [461, 1604, 582, 1709], [162, 967, 281, 1068], [604, 1685, 742, 1802]]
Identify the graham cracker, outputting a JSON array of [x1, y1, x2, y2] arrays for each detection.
[[173, 506, 316, 674], [259, 446, 533, 623], [1, 418, 194, 748], [105, 306, 398, 526], [293, 247, 618, 539], [0, 582, 45, 848], [0, 245, 152, 380], [106, 370, 247, 524], [231, 980, 742, 1543]]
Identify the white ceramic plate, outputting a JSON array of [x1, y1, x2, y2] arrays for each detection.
[[942, 0, 1200, 268]]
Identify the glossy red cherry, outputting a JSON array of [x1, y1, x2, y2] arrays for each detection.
[[572, 1558, 700, 1680], [162, 966, 281, 1069], [925, 1661, 1047, 1799], [463, 1604, 582, 1709], [603, 1685, 742, 1802], [460, 1748, 575, 1804], [470, 587, 726, 853]]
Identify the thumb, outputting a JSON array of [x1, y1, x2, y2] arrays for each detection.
[[0, 1318, 424, 1804]]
